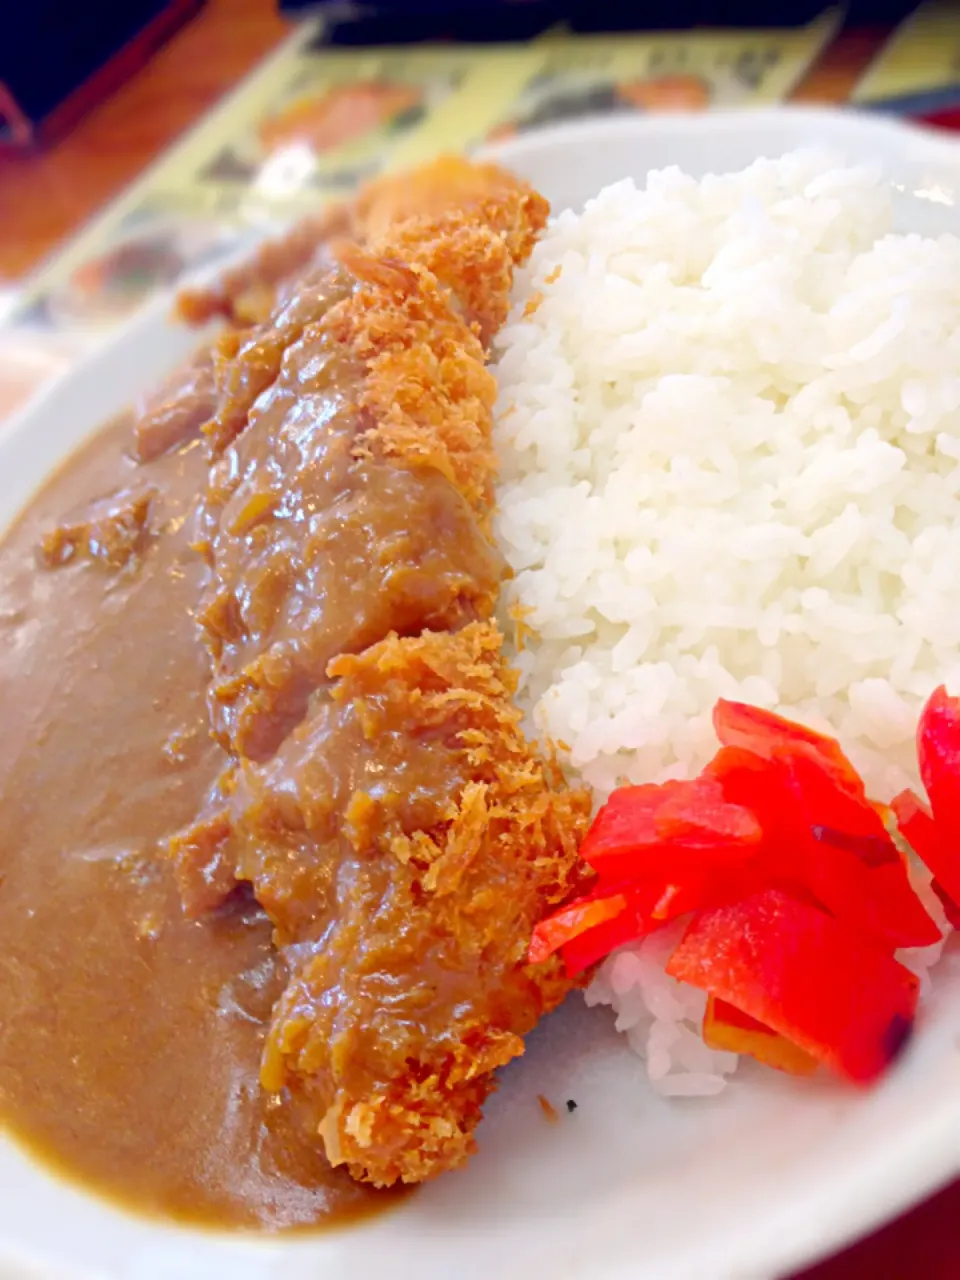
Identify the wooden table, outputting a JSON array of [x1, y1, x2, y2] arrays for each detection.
[[0, 4, 955, 1275]]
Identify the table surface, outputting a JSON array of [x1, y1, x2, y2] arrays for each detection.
[[0, 4, 956, 1275]]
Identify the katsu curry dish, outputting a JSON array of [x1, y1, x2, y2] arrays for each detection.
[[2, 149, 960, 1229]]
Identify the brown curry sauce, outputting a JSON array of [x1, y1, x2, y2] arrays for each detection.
[[0, 415, 399, 1229], [0, 163, 586, 1225]]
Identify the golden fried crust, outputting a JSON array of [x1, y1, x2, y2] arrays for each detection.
[[358, 160, 549, 344], [331, 183, 547, 514], [328, 248, 498, 519], [353, 155, 543, 243], [258, 623, 590, 1187]]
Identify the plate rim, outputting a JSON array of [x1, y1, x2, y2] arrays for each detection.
[[477, 101, 960, 167]]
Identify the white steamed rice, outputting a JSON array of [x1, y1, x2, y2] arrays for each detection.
[[491, 151, 959, 1094]]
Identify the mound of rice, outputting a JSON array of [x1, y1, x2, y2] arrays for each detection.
[[492, 151, 959, 1094]]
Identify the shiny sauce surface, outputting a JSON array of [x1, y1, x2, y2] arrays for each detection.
[[0, 416, 398, 1228]]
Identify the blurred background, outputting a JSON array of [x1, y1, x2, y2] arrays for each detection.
[[2, 2, 958, 377], [1, 6, 959, 1268]]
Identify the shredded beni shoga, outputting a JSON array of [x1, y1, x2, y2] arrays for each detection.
[[531, 691, 960, 1086]]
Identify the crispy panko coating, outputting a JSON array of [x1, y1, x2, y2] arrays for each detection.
[[252, 623, 589, 1186], [166, 159, 588, 1188], [356, 156, 549, 344], [330, 246, 499, 516], [354, 155, 542, 243]]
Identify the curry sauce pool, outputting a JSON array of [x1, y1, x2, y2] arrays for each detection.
[[0, 417, 397, 1228], [0, 159, 588, 1223]]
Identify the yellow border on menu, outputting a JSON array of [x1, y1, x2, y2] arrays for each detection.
[[387, 48, 541, 167], [853, 1, 960, 104]]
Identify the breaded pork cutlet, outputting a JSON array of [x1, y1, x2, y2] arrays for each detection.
[[168, 160, 589, 1187]]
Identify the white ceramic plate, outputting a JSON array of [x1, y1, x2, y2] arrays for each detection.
[[5, 108, 960, 1280]]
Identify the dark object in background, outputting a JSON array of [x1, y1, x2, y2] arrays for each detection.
[[298, 1, 568, 43], [0, 0, 204, 153], [281, 0, 922, 41]]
